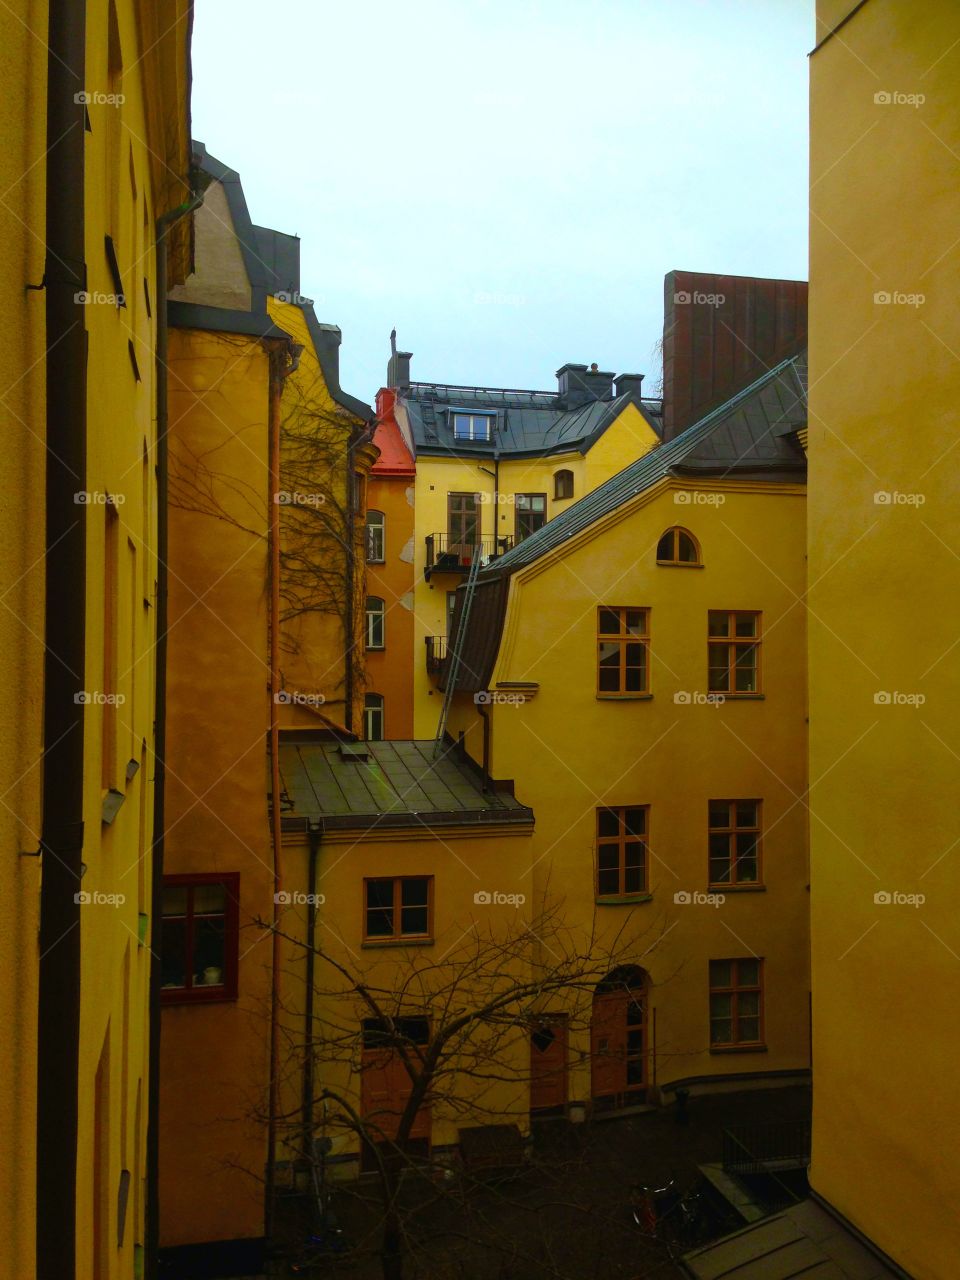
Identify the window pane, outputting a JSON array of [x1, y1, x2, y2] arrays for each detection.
[[711, 1018, 733, 1045], [709, 801, 730, 828], [400, 906, 428, 935], [162, 886, 188, 917], [161, 918, 187, 988], [710, 859, 731, 885], [598, 609, 620, 635], [708, 612, 729, 636], [708, 664, 730, 692], [366, 908, 394, 937], [598, 642, 620, 668], [624, 864, 644, 894], [710, 960, 733, 988], [597, 808, 620, 838], [624, 808, 646, 837], [738, 991, 760, 1017], [598, 667, 621, 692], [735, 614, 757, 637], [625, 610, 646, 635], [625, 665, 644, 692], [597, 869, 620, 896], [737, 959, 761, 986], [736, 801, 758, 827], [597, 844, 620, 871], [710, 992, 733, 1018], [193, 884, 226, 915], [738, 1017, 760, 1042], [678, 532, 697, 562], [195, 916, 226, 984], [401, 878, 429, 907], [656, 532, 673, 561], [367, 879, 393, 909]]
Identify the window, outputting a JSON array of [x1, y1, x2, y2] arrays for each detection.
[[446, 591, 458, 637], [708, 611, 761, 694], [596, 806, 648, 898], [656, 526, 700, 566], [554, 469, 574, 500], [364, 877, 433, 942], [515, 493, 547, 541], [366, 510, 385, 562], [709, 959, 764, 1047], [160, 874, 239, 1003], [452, 411, 494, 442], [364, 693, 384, 742], [597, 607, 649, 696], [366, 596, 385, 650], [447, 492, 480, 553], [709, 800, 762, 886]]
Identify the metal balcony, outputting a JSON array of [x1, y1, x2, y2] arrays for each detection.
[[722, 1122, 811, 1175], [424, 533, 513, 578], [425, 635, 447, 677]]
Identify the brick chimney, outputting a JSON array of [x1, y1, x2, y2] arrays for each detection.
[[661, 271, 807, 441]]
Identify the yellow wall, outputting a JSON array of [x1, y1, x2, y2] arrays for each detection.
[[161, 327, 276, 1248], [0, 3, 47, 1274], [809, 3, 960, 1274], [411, 402, 659, 736], [448, 480, 810, 1099]]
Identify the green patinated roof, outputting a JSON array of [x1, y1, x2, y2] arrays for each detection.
[[279, 739, 533, 833]]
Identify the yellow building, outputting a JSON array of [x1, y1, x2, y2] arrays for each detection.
[[443, 353, 811, 1110], [808, 2, 960, 1275], [0, 4, 193, 1280], [159, 147, 374, 1270], [383, 351, 662, 737]]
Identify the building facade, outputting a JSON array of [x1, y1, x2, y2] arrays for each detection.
[[808, 2, 960, 1275]]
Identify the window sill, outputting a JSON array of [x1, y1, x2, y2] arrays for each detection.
[[596, 693, 653, 701], [656, 562, 704, 569], [361, 938, 434, 949], [596, 893, 653, 906], [710, 1043, 767, 1055], [709, 883, 766, 893], [366, 559, 386, 566], [712, 693, 765, 700]]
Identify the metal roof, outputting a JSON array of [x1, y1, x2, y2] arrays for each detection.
[[486, 354, 806, 578], [278, 739, 533, 833], [681, 1199, 906, 1279], [400, 382, 663, 459]]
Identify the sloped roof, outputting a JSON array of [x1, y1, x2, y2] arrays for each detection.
[[401, 381, 663, 459], [371, 415, 415, 477], [487, 354, 806, 578], [278, 739, 533, 833]]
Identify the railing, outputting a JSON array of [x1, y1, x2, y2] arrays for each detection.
[[425, 635, 447, 676], [721, 1122, 811, 1175], [424, 533, 514, 575]]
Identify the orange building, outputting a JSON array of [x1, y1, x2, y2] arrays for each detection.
[[365, 375, 417, 740]]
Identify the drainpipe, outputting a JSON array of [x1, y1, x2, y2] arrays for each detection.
[[302, 822, 321, 1161], [477, 702, 491, 794], [146, 175, 206, 1280], [36, 4, 86, 1277]]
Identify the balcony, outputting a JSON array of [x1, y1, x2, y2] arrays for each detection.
[[722, 1122, 811, 1175], [424, 533, 513, 578], [425, 635, 447, 678]]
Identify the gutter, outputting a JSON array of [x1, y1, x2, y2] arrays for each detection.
[[36, 3, 87, 1277], [146, 172, 206, 1280]]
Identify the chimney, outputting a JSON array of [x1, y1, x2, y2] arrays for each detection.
[[387, 329, 412, 389], [614, 373, 645, 399], [556, 362, 615, 408], [660, 271, 808, 441]]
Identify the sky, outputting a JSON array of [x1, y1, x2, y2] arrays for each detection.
[[191, 0, 811, 405]]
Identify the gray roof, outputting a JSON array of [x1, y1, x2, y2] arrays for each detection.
[[278, 739, 533, 833], [484, 354, 806, 578], [401, 381, 663, 459]]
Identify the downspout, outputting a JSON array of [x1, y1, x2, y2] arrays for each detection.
[[146, 177, 206, 1280], [36, 4, 86, 1277], [302, 822, 321, 1161]]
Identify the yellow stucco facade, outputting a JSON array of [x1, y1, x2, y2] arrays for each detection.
[[809, 3, 960, 1275], [409, 401, 661, 737], [446, 475, 811, 1105]]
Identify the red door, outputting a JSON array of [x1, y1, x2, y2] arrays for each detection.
[[591, 982, 647, 1110], [530, 1018, 568, 1113]]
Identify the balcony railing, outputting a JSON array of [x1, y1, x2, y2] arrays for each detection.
[[424, 533, 513, 576], [721, 1122, 811, 1175], [425, 635, 447, 676]]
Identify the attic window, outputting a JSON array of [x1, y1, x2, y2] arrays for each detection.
[[452, 411, 494, 442], [656, 527, 701, 567], [339, 743, 370, 762], [554, 469, 574, 500]]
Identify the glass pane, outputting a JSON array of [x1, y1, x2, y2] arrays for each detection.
[[598, 642, 620, 668], [735, 856, 758, 883], [625, 643, 645, 665], [626, 1056, 645, 1084], [656, 532, 673, 561], [598, 667, 621, 692], [736, 801, 758, 827], [624, 808, 646, 837], [708, 612, 729, 637], [738, 1017, 760, 1042], [160, 918, 187, 988], [624, 864, 644, 894], [710, 859, 731, 885], [193, 883, 225, 915], [710, 992, 733, 1018], [735, 614, 757, 637], [709, 832, 730, 861], [737, 959, 760, 986], [709, 802, 730, 829], [598, 844, 620, 871], [678, 532, 697, 562], [627, 998, 645, 1025], [597, 869, 620, 896], [738, 991, 760, 1017], [627, 1030, 645, 1053], [195, 917, 225, 985], [708, 663, 730, 692], [367, 879, 393, 908], [366, 908, 394, 937], [710, 961, 733, 988], [625, 665, 644, 692], [162, 886, 188, 917], [734, 650, 757, 691], [598, 609, 620, 635], [625, 610, 646, 635], [710, 1018, 733, 1045], [401, 878, 428, 908], [400, 906, 428, 935], [597, 808, 620, 838]]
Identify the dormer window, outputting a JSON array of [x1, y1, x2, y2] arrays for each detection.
[[452, 411, 494, 442], [656, 527, 701, 566]]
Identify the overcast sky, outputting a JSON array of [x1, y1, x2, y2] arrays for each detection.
[[191, 0, 811, 406]]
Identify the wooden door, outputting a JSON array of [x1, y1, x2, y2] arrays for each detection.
[[447, 492, 480, 562], [591, 986, 647, 1110], [530, 1018, 568, 1113]]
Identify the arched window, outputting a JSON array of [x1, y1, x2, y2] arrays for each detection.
[[554, 469, 574, 500], [366, 509, 385, 563], [364, 693, 384, 742], [656, 526, 701, 566], [365, 596, 385, 649]]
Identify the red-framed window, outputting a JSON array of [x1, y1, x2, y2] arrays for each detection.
[[709, 958, 764, 1047], [596, 806, 649, 899], [160, 873, 240, 1004]]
